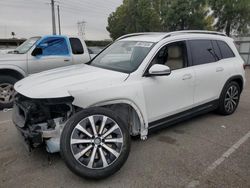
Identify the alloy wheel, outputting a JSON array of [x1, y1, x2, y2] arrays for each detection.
[[0, 83, 15, 104], [224, 85, 239, 113], [70, 115, 124, 169]]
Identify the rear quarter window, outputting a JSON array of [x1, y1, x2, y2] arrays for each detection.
[[217, 40, 235, 59], [69, 38, 84, 54]]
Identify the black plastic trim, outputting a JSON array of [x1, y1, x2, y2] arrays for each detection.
[[148, 100, 219, 131], [15, 124, 43, 151], [219, 75, 244, 95]]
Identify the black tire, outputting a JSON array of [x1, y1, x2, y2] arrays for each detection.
[[0, 75, 18, 109], [60, 107, 131, 179], [217, 81, 241, 115]]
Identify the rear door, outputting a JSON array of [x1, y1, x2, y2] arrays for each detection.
[[28, 36, 72, 74], [215, 40, 236, 79], [188, 39, 225, 106]]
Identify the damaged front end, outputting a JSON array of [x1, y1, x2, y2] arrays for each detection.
[[12, 94, 75, 153]]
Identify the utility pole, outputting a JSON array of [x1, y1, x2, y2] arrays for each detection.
[[77, 20, 86, 39], [57, 5, 61, 35], [51, 0, 56, 35]]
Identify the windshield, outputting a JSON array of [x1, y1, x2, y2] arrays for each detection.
[[15, 37, 41, 54], [90, 41, 155, 73]]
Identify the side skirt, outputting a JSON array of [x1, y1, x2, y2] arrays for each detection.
[[148, 100, 219, 132]]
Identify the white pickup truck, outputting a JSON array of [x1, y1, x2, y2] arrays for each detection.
[[0, 35, 91, 109]]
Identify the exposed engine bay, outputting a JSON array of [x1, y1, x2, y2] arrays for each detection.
[[12, 94, 75, 153]]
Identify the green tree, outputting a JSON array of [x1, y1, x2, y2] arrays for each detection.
[[107, 0, 162, 40], [209, 0, 250, 36], [106, 5, 128, 40], [107, 0, 214, 40], [160, 0, 213, 31]]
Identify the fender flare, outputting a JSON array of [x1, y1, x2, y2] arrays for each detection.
[[88, 99, 148, 138], [0, 65, 27, 78], [219, 75, 244, 98]]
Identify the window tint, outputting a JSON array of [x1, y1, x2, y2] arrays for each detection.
[[189, 40, 216, 65], [37, 37, 69, 56], [151, 41, 187, 70], [217, 40, 235, 59], [211, 40, 222, 60], [70, 38, 84, 54]]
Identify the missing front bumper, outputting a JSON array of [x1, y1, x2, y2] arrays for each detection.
[[15, 124, 43, 151], [12, 94, 73, 152]]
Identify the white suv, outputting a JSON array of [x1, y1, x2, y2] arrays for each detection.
[[13, 31, 246, 179]]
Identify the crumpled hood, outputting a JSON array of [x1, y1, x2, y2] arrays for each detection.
[[0, 53, 26, 63], [14, 64, 129, 98]]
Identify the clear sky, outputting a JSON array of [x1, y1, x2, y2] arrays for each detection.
[[0, 0, 123, 40]]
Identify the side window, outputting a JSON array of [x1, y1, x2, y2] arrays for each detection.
[[151, 41, 187, 70], [37, 37, 69, 56], [189, 40, 216, 65], [69, 38, 84, 54], [217, 40, 235, 59], [211, 40, 222, 60]]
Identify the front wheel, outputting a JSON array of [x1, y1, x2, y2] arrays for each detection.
[[60, 107, 131, 179], [0, 75, 18, 109]]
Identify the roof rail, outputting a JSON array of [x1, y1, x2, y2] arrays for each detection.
[[116, 30, 227, 41], [163, 30, 227, 38], [116, 32, 166, 41]]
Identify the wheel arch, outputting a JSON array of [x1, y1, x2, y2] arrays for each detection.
[[0, 68, 26, 80], [89, 99, 147, 137], [222, 75, 244, 94], [217, 75, 243, 115]]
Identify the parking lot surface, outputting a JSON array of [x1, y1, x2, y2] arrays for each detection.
[[0, 69, 250, 188]]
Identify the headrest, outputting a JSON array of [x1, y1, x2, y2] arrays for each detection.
[[168, 46, 182, 59]]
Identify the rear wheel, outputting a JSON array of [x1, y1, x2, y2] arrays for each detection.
[[60, 107, 131, 179], [217, 81, 241, 115], [0, 75, 18, 109]]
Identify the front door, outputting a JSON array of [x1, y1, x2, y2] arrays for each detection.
[[28, 36, 72, 74], [142, 41, 195, 123]]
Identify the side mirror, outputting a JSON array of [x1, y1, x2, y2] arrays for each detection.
[[31, 47, 43, 56], [148, 64, 171, 76]]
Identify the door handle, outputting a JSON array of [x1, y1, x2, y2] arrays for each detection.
[[64, 59, 70, 62], [216, 67, 224, 72], [182, 74, 192, 80]]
